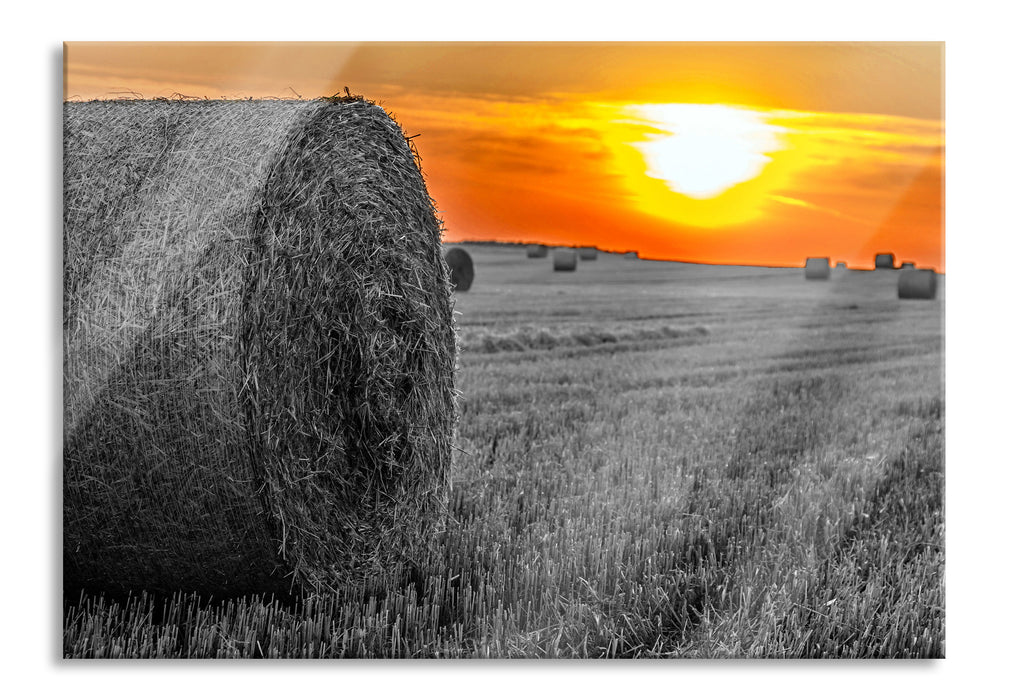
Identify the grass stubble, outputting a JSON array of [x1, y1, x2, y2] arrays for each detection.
[[63, 247, 943, 659]]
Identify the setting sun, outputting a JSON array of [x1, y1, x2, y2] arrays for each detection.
[[628, 103, 786, 199], [601, 102, 804, 231], [62, 42, 943, 270]]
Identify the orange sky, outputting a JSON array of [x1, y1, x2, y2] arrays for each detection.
[[64, 42, 944, 271]]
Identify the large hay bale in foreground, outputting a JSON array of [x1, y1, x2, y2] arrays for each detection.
[[526, 244, 548, 258], [874, 253, 896, 269], [444, 247, 474, 291], [63, 98, 457, 597], [553, 248, 578, 271], [804, 257, 831, 280], [897, 268, 938, 299], [578, 247, 598, 261]]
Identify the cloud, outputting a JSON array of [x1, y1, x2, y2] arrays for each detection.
[[63, 44, 944, 269], [767, 195, 876, 227]]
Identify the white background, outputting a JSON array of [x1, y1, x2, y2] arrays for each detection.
[[3, 2, 1004, 697]]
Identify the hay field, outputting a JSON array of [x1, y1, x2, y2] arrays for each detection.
[[64, 244, 944, 658]]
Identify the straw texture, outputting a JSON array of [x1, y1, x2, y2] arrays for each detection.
[[63, 98, 457, 597]]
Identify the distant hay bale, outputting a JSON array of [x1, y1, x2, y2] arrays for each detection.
[[624, 251, 639, 259], [553, 248, 578, 271], [526, 244, 548, 258], [874, 253, 896, 269], [897, 268, 938, 300], [578, 247, 598, 261], [900, 261, 916, 269], [804, 257, 831, 280], [444, 247, 474, 291], [63, 97, 457, 597], [835, 261, 847, 270]]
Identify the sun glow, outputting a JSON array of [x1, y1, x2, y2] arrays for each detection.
[[629, 104, 786, 199], [604, 103, 798, 229]]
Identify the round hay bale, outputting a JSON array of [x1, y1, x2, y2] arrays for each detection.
[[835, 261, 847, 270], [897, 268, 938, 299], [624, 251, 639, 259], [900, 261, 916, 269], [578, 247, 598, 261], [553, 248, 578, 271], [444, 247, 474, 291], [526, 244, 548, 258], [63, 98, 457, 597], [804, 257, 831, 280], [874, 252, 896, 269]]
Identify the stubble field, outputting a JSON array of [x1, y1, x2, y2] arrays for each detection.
[[64, 244, 944, 658]]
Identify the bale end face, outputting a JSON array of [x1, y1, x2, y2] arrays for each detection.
[[445, 247, 475, 291], [897, 268, 938, 299], [804, 257, 831, 280]]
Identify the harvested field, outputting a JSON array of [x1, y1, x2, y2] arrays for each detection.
[[65, 244, 944, 658]]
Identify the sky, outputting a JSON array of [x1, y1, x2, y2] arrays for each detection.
[[64, 41, 944, 270]]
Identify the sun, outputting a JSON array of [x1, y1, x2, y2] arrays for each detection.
[[629, 104, 786, 199], [603, 103, 797, 229]]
